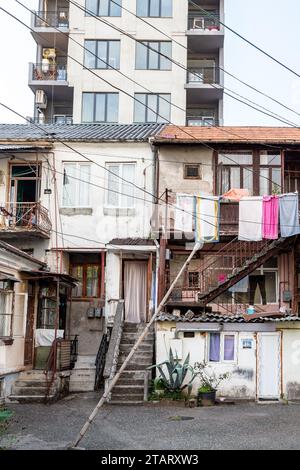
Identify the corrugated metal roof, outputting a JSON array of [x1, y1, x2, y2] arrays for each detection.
[[109, 238, 155, 246], [153, 126, 300, 145], [0, 123, 166, 143], [157, 312, 300, 324]]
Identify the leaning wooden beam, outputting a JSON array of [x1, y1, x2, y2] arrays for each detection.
[[71, 242, 201, 448]]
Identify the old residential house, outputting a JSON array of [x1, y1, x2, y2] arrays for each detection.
[[0, 123, 161, 402], [150, 126, 300, 401]]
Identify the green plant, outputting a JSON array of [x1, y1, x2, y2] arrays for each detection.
[[195, 361, 230, 392], [148, 349, 196, 396]]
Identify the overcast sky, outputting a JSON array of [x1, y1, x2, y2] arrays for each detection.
[[0, 0, 300, 126]]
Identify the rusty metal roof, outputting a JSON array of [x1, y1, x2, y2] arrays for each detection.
[[157, 312, 300, 323]]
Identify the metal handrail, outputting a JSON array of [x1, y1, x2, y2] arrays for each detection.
[[188, 13, 220, 30], [0, 202, 52, 234], [31, 63, 67, 82], [33, 10, 69, 28], [187, 67, 218, 84], [94, 334, 109, 390]]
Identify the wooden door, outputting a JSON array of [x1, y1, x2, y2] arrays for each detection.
[[24, 282, 36, 365]]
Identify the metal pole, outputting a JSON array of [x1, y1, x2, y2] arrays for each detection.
[[71, 242, 201, 448]]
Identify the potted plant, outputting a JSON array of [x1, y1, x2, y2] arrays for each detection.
[[194, 362, 230, 406]]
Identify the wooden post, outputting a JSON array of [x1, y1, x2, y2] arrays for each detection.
[[71, 242, 201, 449]]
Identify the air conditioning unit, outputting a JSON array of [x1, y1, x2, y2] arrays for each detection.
[[35, 90, 47, 109], [43, 48, 56, 59], [193, 17, 205, 29]]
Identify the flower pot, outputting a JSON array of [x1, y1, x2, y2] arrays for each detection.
[[197, 389, 216, 407]]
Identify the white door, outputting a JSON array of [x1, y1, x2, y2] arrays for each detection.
[[257, 332, 281, 399]]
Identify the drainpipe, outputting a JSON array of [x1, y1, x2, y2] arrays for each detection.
[[154, 239, 160, 310]]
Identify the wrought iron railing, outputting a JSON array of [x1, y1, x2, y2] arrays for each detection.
[[187, 67, 219, 84], [33, 10, 69, 28], [188, 13, 220, 31], [70, 335, 79, 370], [0, 202, 52, 235], [94, 333, 109, 390], [31, 63, 67, 81]]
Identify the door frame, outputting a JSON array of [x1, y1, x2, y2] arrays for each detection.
[[122, 258, 151, 323], [257, 331, 282, 400], [24, 281, 36, 366]]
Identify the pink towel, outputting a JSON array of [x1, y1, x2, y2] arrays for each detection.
[[263, 195, 279, 239]]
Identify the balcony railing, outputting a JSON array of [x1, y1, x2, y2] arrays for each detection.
[[187, 116, 219, 126], [31, 63, 67, 82], [30, 115, 73, 125], [188, 14, 220, 31], [0, 202, 52, 237], [33, 10, 69, 28], [187, 67, 219, 84]]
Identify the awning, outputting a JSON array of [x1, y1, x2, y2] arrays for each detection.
[[0, 145, 52, 153], [0, 272, 19, 283], [20, 270, 77, 286]]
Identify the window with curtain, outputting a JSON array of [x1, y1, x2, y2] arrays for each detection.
[[135, 41, 172, 70], [134, 93, 170, 122], [84, 40, 120, 69], [137, 0, 172, 17], [0, 281, 14, 338], [82, 92, 119, 123], [217, 152, 253, 195], [71, 264, 100, 298], [62, 163, 91, 207], [208, 332, 236, 362], [259, 151, 282, 195], [106, 163, 136, 208], [85, 0, 122, 16]]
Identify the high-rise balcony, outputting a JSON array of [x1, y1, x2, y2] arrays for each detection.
[[30, 10, 69, 50], [32, 10, 69, 28], [185, 67, 223, 101], [28, 62, 72, 101], [187, 12, 224, 51]]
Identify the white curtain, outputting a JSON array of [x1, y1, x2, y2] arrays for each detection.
[[124, 262, 147, 323]]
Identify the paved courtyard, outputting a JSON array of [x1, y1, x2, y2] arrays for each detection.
[[1, 393, 300, 450]]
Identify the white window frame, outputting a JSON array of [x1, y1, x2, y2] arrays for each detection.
[[61, 162, 91, 208], [208, 332, 237, 364], [0, 283, 14, 339], [105, 162, 136, 209]]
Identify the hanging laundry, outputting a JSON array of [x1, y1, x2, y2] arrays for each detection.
[[195, 195, 220, 243], [222, 188, 250, 202], [279, 193, 300, 237], [238, 197, 263, 241], [262, 195, 279, 240], [174, 194, 194, 233]]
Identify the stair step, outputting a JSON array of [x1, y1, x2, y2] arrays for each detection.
[[117, 364, 151, 371], [116, 370, 147, 380], [13, 380, 57, 388], [12, 386, 57, 396], [110, 393, 144, 401], [120, 344, 153, 352], [114, 385, 144, 392], [9, 395, 57, 404], [117, 378, 145, 386], [108, 400, 144, 405]]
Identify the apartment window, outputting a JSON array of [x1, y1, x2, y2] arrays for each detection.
[[106, 163, 135, 208], [136, 41, 171, 70], [188, 271, 200, 288], [209, 333, 236, 363], [82, 92, 119, 123], [217, 152, 253, 195], [134, 93, 170, 123], [62, 163, 91, 207], [184, 164, 201, 179], [84, 40, 120, 69], [186, 108, 216, 127], [86, 0, 121, 17], [259, 151, 282, 195], [137, 0, 172, 17], [0, 281, 14, 338], [71, 264, 101, 298]]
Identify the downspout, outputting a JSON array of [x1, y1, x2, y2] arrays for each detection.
[[154, 239, 160, 310], [151, 140, 160, 310]]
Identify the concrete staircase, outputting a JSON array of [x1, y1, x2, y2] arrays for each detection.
[[9, 370, 68, 403], [110, 323, 154, 405], [69, 355, 96, 392]]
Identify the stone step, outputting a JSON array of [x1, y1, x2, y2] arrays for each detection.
[[117, 363, 151, 371], [117, 378, 145, 386], [119, 343, 153, 352], [120, 337, 154, 345], [116, 370, 147, 380], [110, 393, 144, 402], [70, 370, 96, 381], [13, 380, 58, 388], [9, 395, 57, 404], [108, 400, 144, 405], [12, 386, 57, 397], [69, 381, 95, 392], [114, 385, 144, 394], [118, 351, 153, 360]]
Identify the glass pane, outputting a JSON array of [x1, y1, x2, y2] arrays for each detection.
[[107, 164, 120, 206], [219, 153, 253, 165], [272, 168, 282, 194], [224, 335, 235, 361], [254, 272, 277, 304], [220, 166, 230, 193], [260, 152, 281, 165], [0, 313, 12, 337], [86, 266, 99, 297], [84, 41, 96, 68], [106, 94, 118, 122], [86, 0, 98, 15], [161, 0, 172, 16], [209, 333, 220, 362], [146, 94, 158, 122], [259, 167, 269, 196], [96, 41, 108, 69], [134, 94, 146, 122], [149, 0, 160, 16], [63, 164, 77, 206], [108, 41, 120, 69], [95, 94, 106, 121], [72, 266, 83, 297], [136, 42, 148, 69], [99, 0, 109, 15], [243, 167, 253, 194], [79, 164, 90, 206], [158, 94, 170, 122], [137, 0, 148, 16], [109, 0, 121, 16], [121, 164, 135, 207], [160, 42, 172, 70], [231, 166, 240, 188], [148, 42, 159, 69], [82, 93, 94, 122]]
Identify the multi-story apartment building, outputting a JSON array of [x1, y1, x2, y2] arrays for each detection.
[[29, 0, 224, 126]]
